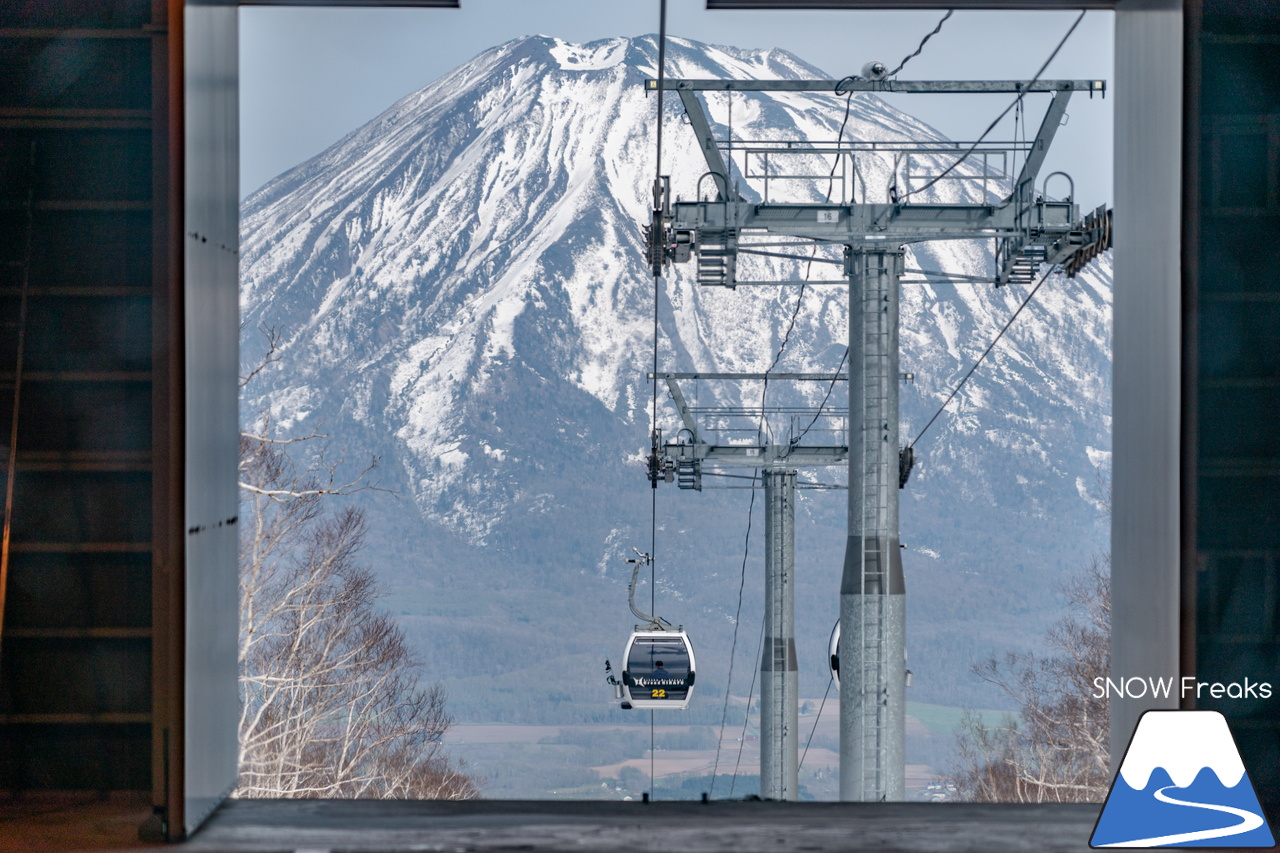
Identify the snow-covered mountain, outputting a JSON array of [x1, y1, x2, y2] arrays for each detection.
[[239, 34, 1112, 722]]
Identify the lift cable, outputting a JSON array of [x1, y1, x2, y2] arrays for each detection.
[[706, 471, 752, 799], [910, 265, 1057, 449], [761, 80, 858, 436], [788, 345, 848, 450], [647, 0, 669, 803], [774, 82, 864, 453], [886, 9, 953, 79], [783, 10, 959, 454], [710, 82, 858, 798], [799, 675, 835, 772], [729, 617, 767, 798], [649, 0, 669, 623], [711, 9, 956, 795], [899, 9, 1086, 203]]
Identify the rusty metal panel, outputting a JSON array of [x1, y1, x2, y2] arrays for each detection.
[[181, 0, 239, 835]]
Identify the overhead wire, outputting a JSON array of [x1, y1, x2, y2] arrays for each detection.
[[713, 7, 961, 793], [647, 0, 669, 803], [767, 82, 859, 449], [899, 9, 1086, 203], [729, 617, 767, 797], [790, 6, 959, 453], [799, 676, 835, 772], [910, 265, 1057, 449], [711, 80, 857, 797], [903, 11, 1088, 447], [788, 346, 848, 449], [886, 9, 953, 79], [709, 467, 758, 797]]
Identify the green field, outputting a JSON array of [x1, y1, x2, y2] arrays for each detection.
[[906, 701, 1018, 736]]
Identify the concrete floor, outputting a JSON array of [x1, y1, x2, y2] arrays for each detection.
[[171, 798, 1111, 853]]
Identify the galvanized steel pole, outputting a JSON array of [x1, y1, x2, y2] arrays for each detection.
[[839, 248, 906, 802], [761, 467, 798, 800]]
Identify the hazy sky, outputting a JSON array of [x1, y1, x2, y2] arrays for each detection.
[[239, 1, 1114, 208]]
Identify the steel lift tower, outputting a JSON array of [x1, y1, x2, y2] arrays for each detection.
[[645, 75, 1111, 801], [650, 371, 849, 800]]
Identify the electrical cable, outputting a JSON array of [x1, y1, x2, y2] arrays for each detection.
[[709, 468, 758, 798], [886, 10, 953, 79], [646, 0, 668, 805], [729, 617, 767, 798], [711, 73, 874, 798], [899, 9, 1086, 203], [789, 345, 848, 449], [770, 83, 857, 371], [711, 85, 857, 794], [910, 265, 1057, 449], [772, 83, 865, 453], [799, 676, 835, 772], [761, 84, 857, 445], [711, 10, 959, 794], [784, 5, 961, 458]]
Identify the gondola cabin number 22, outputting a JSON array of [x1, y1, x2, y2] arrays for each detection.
[[617, 629, 696, 711]]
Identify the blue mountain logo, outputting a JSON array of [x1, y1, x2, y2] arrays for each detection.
[[1091, 710, 1276, 848]]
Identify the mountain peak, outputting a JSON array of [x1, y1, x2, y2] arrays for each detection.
[[239, 34, 1112, 715]]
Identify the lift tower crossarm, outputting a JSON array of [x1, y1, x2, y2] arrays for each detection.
[[648, 372, 849, 801], [645, 71, 1110, 804], [665, 376, 701, 438], [677, 445, 847, 467], [1009, 88, 1073, 208], [671, 199, 1079, 243], [677, 90, 737, 201], [652, 372, 849, 471], [652, 372, 848, 381], [647, 79, 1105, 95]]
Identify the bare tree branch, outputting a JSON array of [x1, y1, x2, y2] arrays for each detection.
[[239, 325, 283, 388], [947, 555, 1111, 803], [236, 333, 476, 799]]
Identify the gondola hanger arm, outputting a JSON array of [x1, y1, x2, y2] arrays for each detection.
[[626, 549, 670, 630]]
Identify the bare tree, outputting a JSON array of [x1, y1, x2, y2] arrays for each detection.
[[238, 357, 478, 799], [948, 554, 1111, 803]]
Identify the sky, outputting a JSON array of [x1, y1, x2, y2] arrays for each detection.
[[239, 1, 1114, 210]]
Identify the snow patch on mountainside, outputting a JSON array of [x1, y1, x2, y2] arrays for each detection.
[[239, 34, 1113, 713]]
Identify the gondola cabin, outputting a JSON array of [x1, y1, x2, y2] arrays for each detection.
[[828, 620, 840, 688], [826, 619, 911, 689], [621, 629, 695, 710]]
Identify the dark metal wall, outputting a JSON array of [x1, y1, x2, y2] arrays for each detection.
[[1188, 0, 1280, 805], [0, 0, 170, 793], [1, 0, 1275, 833], [0, 1, 241, 837]]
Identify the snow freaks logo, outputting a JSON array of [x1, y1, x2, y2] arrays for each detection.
[[1091, 710, 1276, 848], [1092, 676, 1272, 700]]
